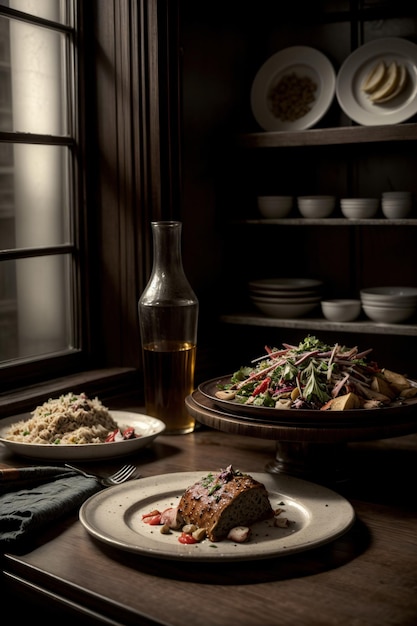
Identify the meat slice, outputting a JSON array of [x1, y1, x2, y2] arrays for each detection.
[[177, 465, 274, 542]]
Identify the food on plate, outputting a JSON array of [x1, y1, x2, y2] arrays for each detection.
[[324, 392, 362, 412], [4, 392, 135, 445], [361, 60, 388, 94], [382, 368, 413, 392], [361, 59, 408, 104], [268, 72, 317, 121], [177, 465, 274, 541], [142, 465, 284, 544], [369, 61, 406, 103], [215, 335, 417, 411], [371, 63, 408, 103]]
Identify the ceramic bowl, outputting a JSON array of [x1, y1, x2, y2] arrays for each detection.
[[257, 196, 293, 218], [297, 196, 335, 218], [381, 202, 412, 219], [382, 191, 412, 199], [360, 286, 417, 304], [381, 191, 413, 218], [362, 303, 416, 324], [321, 299, 361, 322], [340, 198, 379, 219], [251, 297, 320, 319]]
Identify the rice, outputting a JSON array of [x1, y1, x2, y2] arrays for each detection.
[[5, 392, 118, 445]]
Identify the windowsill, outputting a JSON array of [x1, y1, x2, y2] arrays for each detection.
[[0, 367, 142, 418]]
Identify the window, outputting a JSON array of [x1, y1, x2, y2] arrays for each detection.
[[0, 0, 174, 414], [0, 1, 80, 375]]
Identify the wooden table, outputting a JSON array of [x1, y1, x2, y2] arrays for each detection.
[[1, 405, 417, 626]]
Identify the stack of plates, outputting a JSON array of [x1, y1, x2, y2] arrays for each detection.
[[249, 278, 323, 318], [361, 286, 417, 323]]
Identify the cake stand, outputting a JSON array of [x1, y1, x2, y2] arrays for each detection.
[[185, 388, 417, 483]]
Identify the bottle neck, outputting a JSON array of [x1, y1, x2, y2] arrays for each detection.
[[139, 221, 199, 344], [151, 221, 183, 277], [140, 220, 198, 305]]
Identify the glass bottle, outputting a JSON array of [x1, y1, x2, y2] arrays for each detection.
[[138, 221, 199, 434]]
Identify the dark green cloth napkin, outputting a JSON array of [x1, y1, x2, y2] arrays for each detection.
[[0, 466, 102, 552]]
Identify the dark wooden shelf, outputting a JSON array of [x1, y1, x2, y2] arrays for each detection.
[[235, 217, 417, 226], [220, 313, 417, 337], [238, 123, 417, 149]]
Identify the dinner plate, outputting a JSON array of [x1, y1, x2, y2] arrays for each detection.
[[0, 411, 165, 461], [251, 299, 320, 318], [79, 471, 355, 562], [250, 46, 336, 131], [250, 295, 321, 304], [249, 290, 320, 300], [198, 375, 417, 425], [336, 37, 417, 126], [248, 278, 323, 291], [190, 388, 361, 429]]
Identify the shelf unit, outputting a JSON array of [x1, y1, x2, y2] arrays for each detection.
[[218, 25, 417, 355], [223, 121, 417, 340]]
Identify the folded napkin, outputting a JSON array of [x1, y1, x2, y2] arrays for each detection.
[[0, 466, 102, 552]]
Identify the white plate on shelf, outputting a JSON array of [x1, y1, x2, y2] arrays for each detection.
[[79, 471, 355, 562], [336, 37, 417, 126], [250, 46, 336, 131], [0, 411, 165, 461], [248, 278, 323, 291]]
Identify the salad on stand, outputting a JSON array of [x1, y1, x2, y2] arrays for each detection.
[[215, 335, 417, 411]]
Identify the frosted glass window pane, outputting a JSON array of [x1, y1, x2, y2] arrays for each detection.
[[0, 1, 69, 26], [1, 144, 71, 249], [0, 255, 73, 361], [8, 19, 68, 135], [0, 16, 12, 132]]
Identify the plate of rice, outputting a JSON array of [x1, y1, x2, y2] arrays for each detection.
[[0, 392, 166, 460]]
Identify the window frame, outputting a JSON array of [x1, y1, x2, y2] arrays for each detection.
[[0, 0, 182, 417], [0, 3, 85, 387]]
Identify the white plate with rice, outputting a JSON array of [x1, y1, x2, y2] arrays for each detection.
[[0, 410, 166, 461], [250, 46, 336, 131]]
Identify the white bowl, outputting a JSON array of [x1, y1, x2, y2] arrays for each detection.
[[381, 198, 412, 204], [321, 299, 361, 322], [360, 287, 417, 303], [251, 298, 319, 318], [252, 294, 321, 305], [381, 199, 412, 206], [381, 203, 412, 219], [250, 288, 320, 298], [248, 278, 323, 292], [341, 202, 378, 219], [297, 196, 335, 218], [361, 298, 417, 309], [382, 191, 412, 198], [340, 197, 379, 206], [362, 303, 416, 324], [257, 196, 293, 218]]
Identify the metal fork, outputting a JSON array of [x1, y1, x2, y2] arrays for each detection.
[[65, 463, 139, 487]]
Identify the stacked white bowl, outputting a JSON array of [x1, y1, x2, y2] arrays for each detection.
[[340, 198, 379, 219], [361, 286, 417, 323], [297, 196, 335, 218], [257, 195, 293, 218], [381, 191, 413, 219], [321, 299, 361, 322], [248, 278, 323, 318]]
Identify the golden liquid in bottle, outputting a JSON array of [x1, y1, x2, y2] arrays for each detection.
[[143, 340, 196, 434]]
